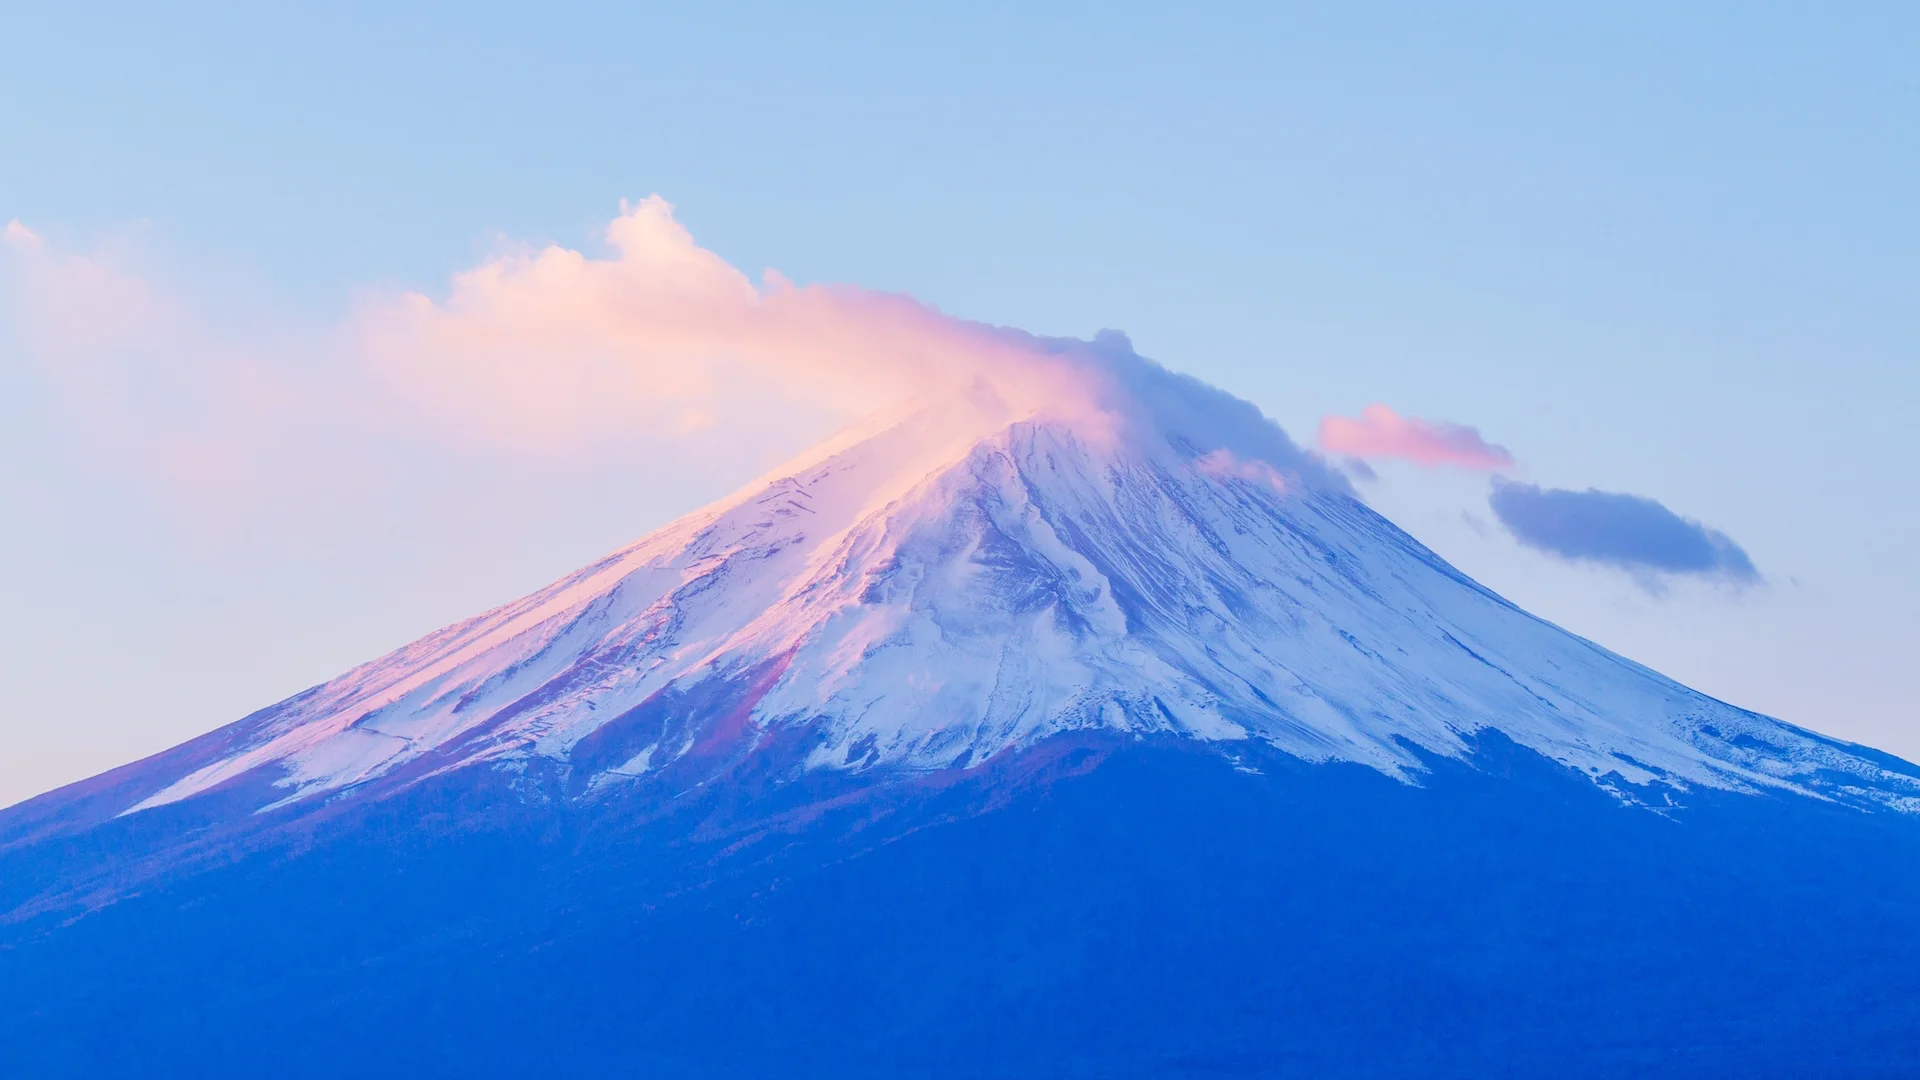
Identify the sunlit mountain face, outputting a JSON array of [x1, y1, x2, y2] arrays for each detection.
[[5, 342, 1920, 1078]]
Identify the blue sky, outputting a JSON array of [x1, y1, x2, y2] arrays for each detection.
[[2, 2, 1916, 805]]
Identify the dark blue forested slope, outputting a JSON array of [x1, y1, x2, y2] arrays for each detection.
[[4, 732, 1920, 1079]]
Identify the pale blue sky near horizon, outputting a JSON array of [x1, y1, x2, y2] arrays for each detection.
[[2, 2, 1916, 806]]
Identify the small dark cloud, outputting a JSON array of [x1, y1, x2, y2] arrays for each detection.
[[1342, 457, 1378, 482], [1488, 478, 1759, 585]]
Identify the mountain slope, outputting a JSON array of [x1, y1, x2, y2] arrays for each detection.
[[7, 735, 1920, 1079], [4, 341, 1919, 1077], [31, 350, 1917, 837]]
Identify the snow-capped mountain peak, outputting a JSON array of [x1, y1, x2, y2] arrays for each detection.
[[123, 347, 1919, 815]]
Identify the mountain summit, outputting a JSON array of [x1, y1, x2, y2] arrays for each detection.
[[91, 346, 1920, 820], [5, 343, 1920, 1078]]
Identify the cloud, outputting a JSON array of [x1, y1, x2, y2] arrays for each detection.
[[351, 196, 1116, 454], [4, 220, 42, 247], [1, 219, 363, 511], [1318, 404, 1514, 469], [2, 201, 1097, 470], [1195, 448, 1291, 494], [2, 219, 174, 357], [1488, 477, 1759, 586], [2, 198, 1339, 527]]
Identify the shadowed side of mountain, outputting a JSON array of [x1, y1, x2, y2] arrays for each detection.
[[3, 734, 1919, 1079]]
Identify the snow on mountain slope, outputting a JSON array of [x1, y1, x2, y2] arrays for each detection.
[[124, 346, 1920, 816]]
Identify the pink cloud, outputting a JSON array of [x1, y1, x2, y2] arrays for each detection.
[[2, 220, 174, 356], [1, 198, 1124, 522], [348, 195, 1110, 454], [1194, 448, 1290, 495], [1, 236, 357, 525], [4, 220, 43, 247], [1317, 404, 1514, 470], [8, 198, 1359, 539]]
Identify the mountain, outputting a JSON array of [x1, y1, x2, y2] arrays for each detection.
[[5, 340, 1920, 1078]]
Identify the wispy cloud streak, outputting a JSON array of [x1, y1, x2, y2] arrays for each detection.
[[1318, 404, 1513, 470]]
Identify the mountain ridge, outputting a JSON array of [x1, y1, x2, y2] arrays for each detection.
[[11, 344, 1919, 841], [7, 342, 1920, 1077], [83, 348, 1920, 823]]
